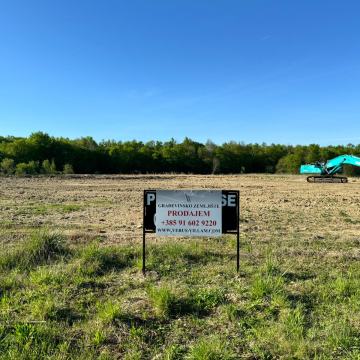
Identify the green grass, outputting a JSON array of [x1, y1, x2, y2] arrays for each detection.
[[148, 285, 179, 317], [76, 241, 136, 276], [0, 231, 69, 271], [186, 335, 235, 360], [1, 230, 360, 359], [14, 203, 82, 216]]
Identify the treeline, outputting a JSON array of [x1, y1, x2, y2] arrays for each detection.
[[1, 132, 360, 175]]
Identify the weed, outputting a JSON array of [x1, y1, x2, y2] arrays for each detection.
[[189, 287, 226, 315], [148, 285, 178, 318], [223, 303, 246, 321], [0, 231, 69, 271], [250, 274, 285, 301], [96, 300, 123, 324], [92, 328, 107, 346], [332, 275, 358, 299], [261, 252, 281, 276], [162, 344, 185, 360], [281, 305, 305, 339], [186, 335, 235, 360]]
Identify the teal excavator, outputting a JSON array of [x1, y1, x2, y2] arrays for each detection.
[[300, 154, 360, 183]]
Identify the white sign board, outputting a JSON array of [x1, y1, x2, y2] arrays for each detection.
[[155, 190, 222, 236]]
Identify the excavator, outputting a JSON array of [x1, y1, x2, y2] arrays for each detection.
[[300, 154, 360, 183]]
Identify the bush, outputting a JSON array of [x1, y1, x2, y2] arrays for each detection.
[[42, 159, 57, 174], [15, 161, 39, 176], [343, 164, 360, 177], [0, 158, 15, 175], [63, 163, 74, 174]]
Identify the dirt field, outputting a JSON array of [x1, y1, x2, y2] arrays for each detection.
[[2, 174, 360, 244], [1, 174, 360, 359]]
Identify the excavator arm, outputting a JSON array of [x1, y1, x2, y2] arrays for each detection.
[[325, 155, 360, 174], [300, 154, 360, 183]]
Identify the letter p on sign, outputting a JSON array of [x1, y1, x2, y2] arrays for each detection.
[[147, 193, 155, 206]]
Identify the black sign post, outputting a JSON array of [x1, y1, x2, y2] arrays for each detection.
[[142, 189, 156, 275], [142, 190, 240, 274]]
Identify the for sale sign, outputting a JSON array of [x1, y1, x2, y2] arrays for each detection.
[[155, 190, 222, 236], [144, 190, 239, 235], [142, 189, 240, 273]]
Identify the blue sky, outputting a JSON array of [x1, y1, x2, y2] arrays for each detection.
[[1, 0, 360, 145]]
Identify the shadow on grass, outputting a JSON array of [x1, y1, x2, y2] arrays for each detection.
[[45, 306, 83, 325], [115, 313, 158, 328], [146, 242, 234, 275], [76, 242, 137, 276], [283, 271, 316, 282], [287, 292, 316, 326], [76, 280, 108, 290]]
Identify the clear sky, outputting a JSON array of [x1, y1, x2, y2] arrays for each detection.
[[1, 0, 360, 145]]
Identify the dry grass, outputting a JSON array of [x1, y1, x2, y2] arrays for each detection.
[[1, 174, 359, 243]]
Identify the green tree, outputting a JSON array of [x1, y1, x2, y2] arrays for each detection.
[[305, 144, 321, 163], [2, 133, 360, 175], [276, 154, 303, 174]]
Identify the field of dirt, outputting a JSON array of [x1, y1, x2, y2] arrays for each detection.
[[1, 174, 360, 248]]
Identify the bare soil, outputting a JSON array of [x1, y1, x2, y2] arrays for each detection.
[[1, 174, 360, 249]]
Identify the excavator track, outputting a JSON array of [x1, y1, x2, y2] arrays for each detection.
[[307, 176, 348, 183]]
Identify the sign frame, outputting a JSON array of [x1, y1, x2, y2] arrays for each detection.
[[142, 189, 240, 274]]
